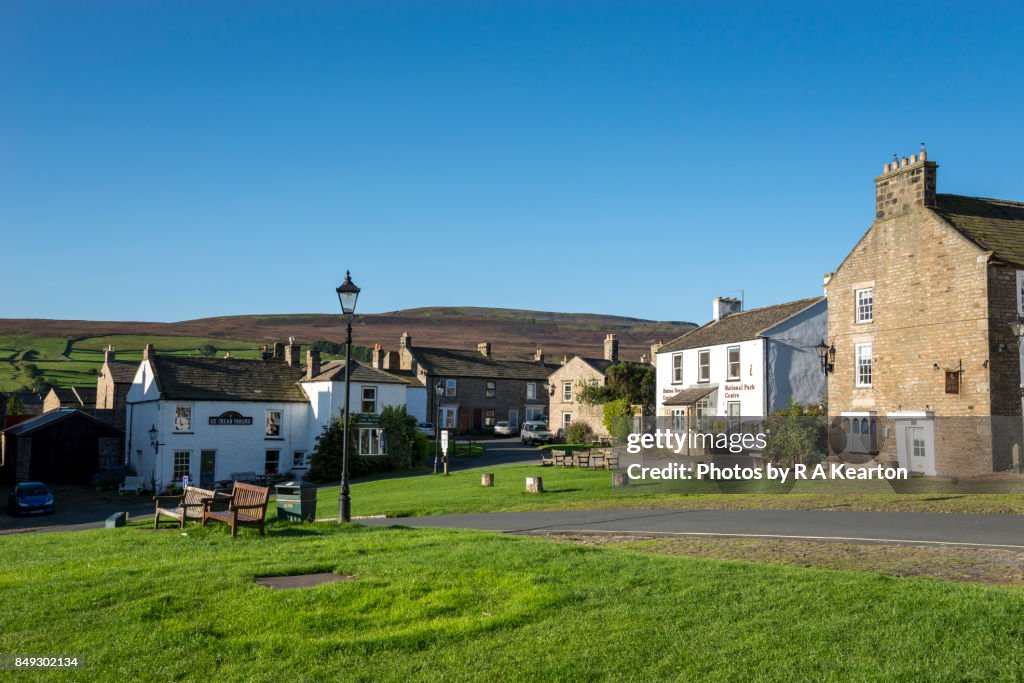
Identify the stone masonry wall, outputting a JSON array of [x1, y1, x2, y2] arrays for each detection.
[[547, 359, 608, 437]]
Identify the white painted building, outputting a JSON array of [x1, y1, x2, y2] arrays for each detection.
[[656, 297, 828, 430], [125, 343, 415, 491]]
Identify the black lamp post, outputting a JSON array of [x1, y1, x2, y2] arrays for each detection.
[[336, 271, 360, 523], [1011, 320, 1024, 456], [815, 339, 836, 415], [433, 381, 444, 474]]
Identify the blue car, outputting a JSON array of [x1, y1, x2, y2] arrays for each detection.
[[7, 481, 55, 516]]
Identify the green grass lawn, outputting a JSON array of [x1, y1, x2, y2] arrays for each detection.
[[315, 463, 1024, 518], [4, 522, 1024, 681]]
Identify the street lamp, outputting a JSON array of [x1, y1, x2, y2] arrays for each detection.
[[336, 271, 361, 523], [1010, 320, 1024, 471], [815, 339, 836, 376], [433, 381, 444, 474]]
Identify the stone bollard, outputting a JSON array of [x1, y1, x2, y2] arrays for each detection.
[[612, 472, 629, 488], [481, 473, 494, 487], [525, 476, 543, 493], [1014, 443, 1022, 474], [105, 512, 127, 529]]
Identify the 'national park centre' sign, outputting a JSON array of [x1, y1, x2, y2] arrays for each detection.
[[209, 411, 253, 426]]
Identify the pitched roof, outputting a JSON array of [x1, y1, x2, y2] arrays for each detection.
[[410, 347, 557, 381], [2, 408, 123, 438], [658, 297, 824, 353], [304, 360, 411, 385], [105, 360, 139, 383], [579, 358, 616, 374], [149, 356, 307, 402], [934, 194, 1024, 266], [663, 385, 717, 406], [48, 387, 97, 406]]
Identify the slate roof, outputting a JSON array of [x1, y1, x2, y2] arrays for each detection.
[[663, 385, 717, 406], [49, 387, 97, 406], [934, 194, 1024, 266], [579, 358, 616, 374], [105, 361, 139, 384], [2, 408, 123, 438], [410, 347, 557, 381], [149, 356, 307, 402], [658, 298, 824, 353], [304, 360, 412, 385]]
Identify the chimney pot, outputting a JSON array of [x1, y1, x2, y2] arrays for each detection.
[[478, 341, 492, 358], [104, 345, 115, 363], [143, 343, 155, 360], [901, 156, 908, 168], [284, 341, 302, 367], [400, 332, 412, 349], [371, 343, 385, 369], [272, 342, 285, 361], [534, 347, 544, 363], [603, 333, 619, 362]]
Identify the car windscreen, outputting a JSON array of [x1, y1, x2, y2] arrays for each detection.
[[18, 485, 49, 497]]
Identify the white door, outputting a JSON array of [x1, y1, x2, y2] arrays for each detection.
[[907, 426, 928, 474]]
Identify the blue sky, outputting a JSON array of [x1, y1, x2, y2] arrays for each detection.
[[3, 1, 1023, 324]]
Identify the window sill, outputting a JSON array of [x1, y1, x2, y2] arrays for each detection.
[[172, 431, 194, 435], [265, 437, 285, 441]]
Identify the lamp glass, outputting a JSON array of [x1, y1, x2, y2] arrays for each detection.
[[815, 339, 829, 362], [148, 425, 157, 445], [1010, 321, 1024, 339], [336, 271, 361, 316]]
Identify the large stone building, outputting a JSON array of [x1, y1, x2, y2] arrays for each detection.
[[825, 149, 1024, 476], [547, 334, 623, 437], [376, 333, 556, 433]]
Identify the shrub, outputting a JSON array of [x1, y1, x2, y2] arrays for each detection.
[[306, 406, 424, 482], [565, 421, 593, 445], [602, 399, 633, 445]]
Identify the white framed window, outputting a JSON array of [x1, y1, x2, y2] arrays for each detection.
[[359, 428, 386, 456], [265, 449, 280, 474], [265, 410, 282, 437], [440, 406, 457, 429], [671, 409, 686, 431], [562, 412, 573, 430], [525, 406, 543, 421], [727, 401, 741, 434], [174, 403, 192, 432], [727, 346, 741, 381], [562, 381, 573, 402], [445, 379, 457, 397], [856, 288, 874, 323], [698, 350, 711, 383], [292, 450, 308, 470], [855, 343, 873, 387], [672, 353, 683, 384], [486, 381, 496, 398], [484, 409, 495, 427], [172, 450, 191, 480], [526, 382, 537, 400], [361, 386, 377, 414], [696, 397, 712, 431]]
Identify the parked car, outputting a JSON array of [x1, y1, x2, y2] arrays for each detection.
[[89, 465, 134, 490], [7, 481, 55, 516], [493, 421, 516, 437], [521, 421, 554, 446], [417, 422, 436, 438]]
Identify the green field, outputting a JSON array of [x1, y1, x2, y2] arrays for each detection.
[[2, 522, 1023, 681], [315, 463, 1024, 518], [0, 333, 349, 394]]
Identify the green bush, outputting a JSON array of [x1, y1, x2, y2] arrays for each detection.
[[565, 421, 593, 445], [306, 406, 424, 482], [602, 399, 633, 445]]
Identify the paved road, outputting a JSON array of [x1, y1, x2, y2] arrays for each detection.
[[362, 508, 1024, 550]]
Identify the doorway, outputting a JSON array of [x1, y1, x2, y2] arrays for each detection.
[[200, 450, 216, 488]]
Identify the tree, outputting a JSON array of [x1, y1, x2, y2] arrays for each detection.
[[565, 420, 593, 445], [763, 398, 827, 466], [6, 396, 24, 416], [574, 361, 656, 416], [198, 344, 217, 358], [602, 399, 633, 445]]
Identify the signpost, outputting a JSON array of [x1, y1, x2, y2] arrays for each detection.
[[441, 430, 450, 475]]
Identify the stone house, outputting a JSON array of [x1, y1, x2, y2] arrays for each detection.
[[824, 149, 1024, 477], [546, 334, 623, 437], [42, 386, 97, 413], [656, 296, 828, 436], [376, 333, 556, 434], [96, 345, 137, 428]]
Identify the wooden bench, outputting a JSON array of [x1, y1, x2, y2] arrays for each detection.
[[230, 471, 258, 484], [540, 451, 555, 466], [576, 449, 591, 469], [153, 486, 221, 529], [203, 482, 270, 538], [119, 476, 145, 496], [604, 452, 620, 469], [590, 449, 606, 470]]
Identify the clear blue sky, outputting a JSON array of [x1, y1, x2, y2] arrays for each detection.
[[3, 1, 1023, 324]]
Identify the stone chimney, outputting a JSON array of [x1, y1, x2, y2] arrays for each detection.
[[478, 341, 491, 358], [104, 345, 115, 363], [284, 341, 302, 367], [371, 343, 385, 369], [712, 296, 742, 322], [650, 339, 663, 360], [272, 342, 285, 360], [875, 145, 937, 221], [603, 334, 618, 362], [306, 349, 321, 380], [640, 353, 648, 364], [534, 347, 544, 363], [143, 343, 154, 360], [383, 351, 400, 370], [400, 332, 412, 350]]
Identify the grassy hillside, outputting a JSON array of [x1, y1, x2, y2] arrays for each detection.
[[0, 307, 695, 394]]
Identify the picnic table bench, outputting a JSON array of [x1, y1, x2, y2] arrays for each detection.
[[153, 486, 224, 529], [203, 482, 270, 538]]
